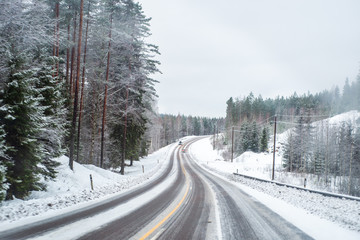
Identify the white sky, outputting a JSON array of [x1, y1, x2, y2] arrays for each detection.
[[139, 0, 360, 118]]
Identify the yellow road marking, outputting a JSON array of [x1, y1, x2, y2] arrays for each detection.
[[139, 151, 189, 240]]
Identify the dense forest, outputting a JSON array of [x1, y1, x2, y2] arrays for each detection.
[[226, 78, 360, 128], [224, 78, 360, 196], [0, 0, 161, 201]]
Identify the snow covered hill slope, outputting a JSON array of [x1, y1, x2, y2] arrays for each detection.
[[275, 110, 360, 154], [0, 144, 173, 224]]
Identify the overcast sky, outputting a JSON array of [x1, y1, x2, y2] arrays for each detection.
[[139, 0, 360, 118]]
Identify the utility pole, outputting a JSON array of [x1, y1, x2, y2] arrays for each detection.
[[231, 126, 234, 162], [272, 115, 277, 180]]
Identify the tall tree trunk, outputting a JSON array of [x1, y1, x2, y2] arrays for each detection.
[[52, 4, 57, 61], [69, 0, 84, 170], [89, 89, 99, 165], [55, 2, 60, 78], [121, 85, 129, 175], [76, 1, 90, 163], [100, 13, 113, 168], [52, 2, 60, 78], [66, 23, 70, 89], [90, 57, 104, 165], [69, 13, 77, 98]]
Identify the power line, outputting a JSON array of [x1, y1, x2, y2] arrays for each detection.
[[276, 114, 333, 118]]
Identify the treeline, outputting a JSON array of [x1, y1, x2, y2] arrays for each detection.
[[226, 78, 360, 128], [0, 0, 159, 201], [152, 114, 225, 148]]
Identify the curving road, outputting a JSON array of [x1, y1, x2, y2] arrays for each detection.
[[146, 137, 312, 240], [183, 140, 313, 240], [0, 137, 313, 239]]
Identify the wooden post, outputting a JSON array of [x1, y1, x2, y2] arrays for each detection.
[[90, 174, 94, 190]]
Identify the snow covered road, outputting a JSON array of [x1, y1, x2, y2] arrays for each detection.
[[183, 139, 312, 240], [129, 137, 313, 239]]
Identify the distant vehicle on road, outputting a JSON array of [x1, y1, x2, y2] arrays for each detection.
[[179, 141, 182, 145]]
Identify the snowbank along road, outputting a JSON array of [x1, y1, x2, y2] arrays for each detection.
[[0, 137, 313, 239]]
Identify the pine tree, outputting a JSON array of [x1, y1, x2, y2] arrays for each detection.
[[0, 0, 68, 200], [69, 0, 85, 170], [303, 112, 315, 172], [313, 141, 325, 175], [0, 64, 45, 200], [311, 121, 326, 176], [225, 97, 235, 144], [77, 1, 91, 163], [193, 118, 201, 135], [105, 0, 159, 173], [99, 0, 113, 169], [34, 54, 67, 179], [248, 121, 259, 152], [260, 127, 268, 152], [240, 121, 250, 152], [341, 78, 353, 112], [356, 76, 360, 111], [337, 123, 347, 178], [283, 131, 295, 172], [181, 116, 187, 137], [290, 117, 305, 172]]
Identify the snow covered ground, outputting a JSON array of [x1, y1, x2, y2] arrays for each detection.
[[1, 116, 360, 239], [189, 136, 360, 239], [0, 143, 175, 227]]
